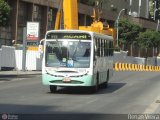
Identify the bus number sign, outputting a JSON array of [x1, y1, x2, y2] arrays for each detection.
[[47, 33, 91, 40], [63, 77, 71, 83]]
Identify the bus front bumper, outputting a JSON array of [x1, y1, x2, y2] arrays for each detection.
[[42, 74, 94, 87]]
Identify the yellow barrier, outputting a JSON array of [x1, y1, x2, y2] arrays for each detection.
[[128, 64, 132, 71], [140, 65, 142, 71], [119, 63, 122, 71], [148, 66, 152, 71], [145, 65, 149, 71], [142, 65, 145, 71], [121, 63, 125, 71], [114, 63, 160, 72], [125, 63, 129, 71], [131, 64, 135, 71], [155, 66, 158, 71], [114, 63, 119, 71]]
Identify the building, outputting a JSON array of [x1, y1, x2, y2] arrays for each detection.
[[0, 0, 159, 47], [102, 0, 157, 19], [101, 0, 159, 32], [0, 0, 94, 47]]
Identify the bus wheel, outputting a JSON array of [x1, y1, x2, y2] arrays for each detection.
[[50, 85, 57, 93], [89, 82, 98, 94], [103, 81, 108, 88], [103, 71, 109, 88], [93, 80, 99, 92], [91, 73, 99, 93]]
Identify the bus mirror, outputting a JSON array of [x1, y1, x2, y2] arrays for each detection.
[[94, 51, 98, 60], [37, 45, 43, 59], [94, 54, 98, 61], [94, 46, 97, 60]]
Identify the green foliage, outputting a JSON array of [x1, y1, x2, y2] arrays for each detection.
[[118, 18, 160, 49], [118, 19, 142, 45], [138, 30, 160, 49], [0, 0, 11, 26]]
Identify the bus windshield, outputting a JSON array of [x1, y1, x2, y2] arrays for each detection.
[[45, 40, 91, 68]]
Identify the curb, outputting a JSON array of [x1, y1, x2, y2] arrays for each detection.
[[0, 71, 41, 77]]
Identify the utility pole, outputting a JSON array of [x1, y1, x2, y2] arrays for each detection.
[[116, 9, 125, 48], [138, 0, 141, 17]]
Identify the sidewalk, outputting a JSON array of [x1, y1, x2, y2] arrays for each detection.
[[0, 70, 41, 77]]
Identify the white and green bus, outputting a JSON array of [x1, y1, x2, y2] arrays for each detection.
[[40, 30, 114, 93]]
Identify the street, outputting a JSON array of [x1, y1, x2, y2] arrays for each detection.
[[0, 71, 160, 120]]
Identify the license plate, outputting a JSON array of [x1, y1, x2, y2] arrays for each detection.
[[63, 77, 71, 83]]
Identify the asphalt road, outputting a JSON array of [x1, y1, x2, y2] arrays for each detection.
[[0, 71, 160, 120]]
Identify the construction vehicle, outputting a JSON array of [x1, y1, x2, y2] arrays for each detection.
[[55, 0, 116, 43]]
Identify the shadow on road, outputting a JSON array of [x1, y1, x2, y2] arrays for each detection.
[[47, 83, 126, 95], [0, 75, 39, 82], [97, 83, 126, 94], [0, 104, 128, 120]]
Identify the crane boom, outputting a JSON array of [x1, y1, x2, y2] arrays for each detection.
[[63, 0, 78, 29], [54, 0, 116, 44], [54, 0, 63, 30]]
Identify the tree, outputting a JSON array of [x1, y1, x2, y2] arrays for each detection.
[[0, 0, 11, 26], [138, 30, 160, 49], [118, 19, 142, 45]]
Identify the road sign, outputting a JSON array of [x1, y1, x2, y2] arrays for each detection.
[[27, 22, 39, 40]]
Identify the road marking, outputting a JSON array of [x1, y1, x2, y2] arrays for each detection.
[[143, 95, 160, 114], [68, 98, 98, 111]]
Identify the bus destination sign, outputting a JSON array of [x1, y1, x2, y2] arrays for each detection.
[[46, 33, 91, 40]]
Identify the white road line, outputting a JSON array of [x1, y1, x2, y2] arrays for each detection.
[[143, 95, 160, 114], [68, 98, 98, 111]]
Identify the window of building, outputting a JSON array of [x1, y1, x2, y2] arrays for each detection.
[[18, 2, 27, 26], [48, 8, 57, 30], [17, 1, 27, 44], [33, 5, 43, 39], [33, 5, 42, 22], [0, 27, 11, 46]]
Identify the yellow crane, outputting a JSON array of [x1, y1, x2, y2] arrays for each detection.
[[55, 0, 116, 43], [54, 0, 63, 30]]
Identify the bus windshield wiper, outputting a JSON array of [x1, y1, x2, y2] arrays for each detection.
[[72, 40, 81, 61], [56, 39, 62, 59]]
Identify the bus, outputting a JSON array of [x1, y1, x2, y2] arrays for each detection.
[[40, 30, 114, 93]]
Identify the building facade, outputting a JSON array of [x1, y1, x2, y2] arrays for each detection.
[[0, 0, 94, 46], [102, 0, 154, 19], [0, 0, 159, 47]]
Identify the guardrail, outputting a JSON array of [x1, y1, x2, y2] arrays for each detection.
[[114, 63, 160, 72]]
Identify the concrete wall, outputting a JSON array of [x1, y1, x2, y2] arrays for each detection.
[[114, 51, 157, 65], [15, 50, 42, 70], [1, 46, 16, 68], [0, 46, 159, 71], [0, 46, 42, 71]]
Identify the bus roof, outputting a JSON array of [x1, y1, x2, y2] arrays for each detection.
[[46, 29, 113, 40]]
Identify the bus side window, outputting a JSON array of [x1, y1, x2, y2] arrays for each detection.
[[99, 39, 101, 57], [108, 41, 111, 56], [94, 37, 98, 60], [102, 39, 105, 57], [97, 38, 100, 57], [100, 39, 104, 57], [111, 41, 113, 56], [105, 40, 109, 56], [104, 40, 106, 56], [109, 41, 113, 56]]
